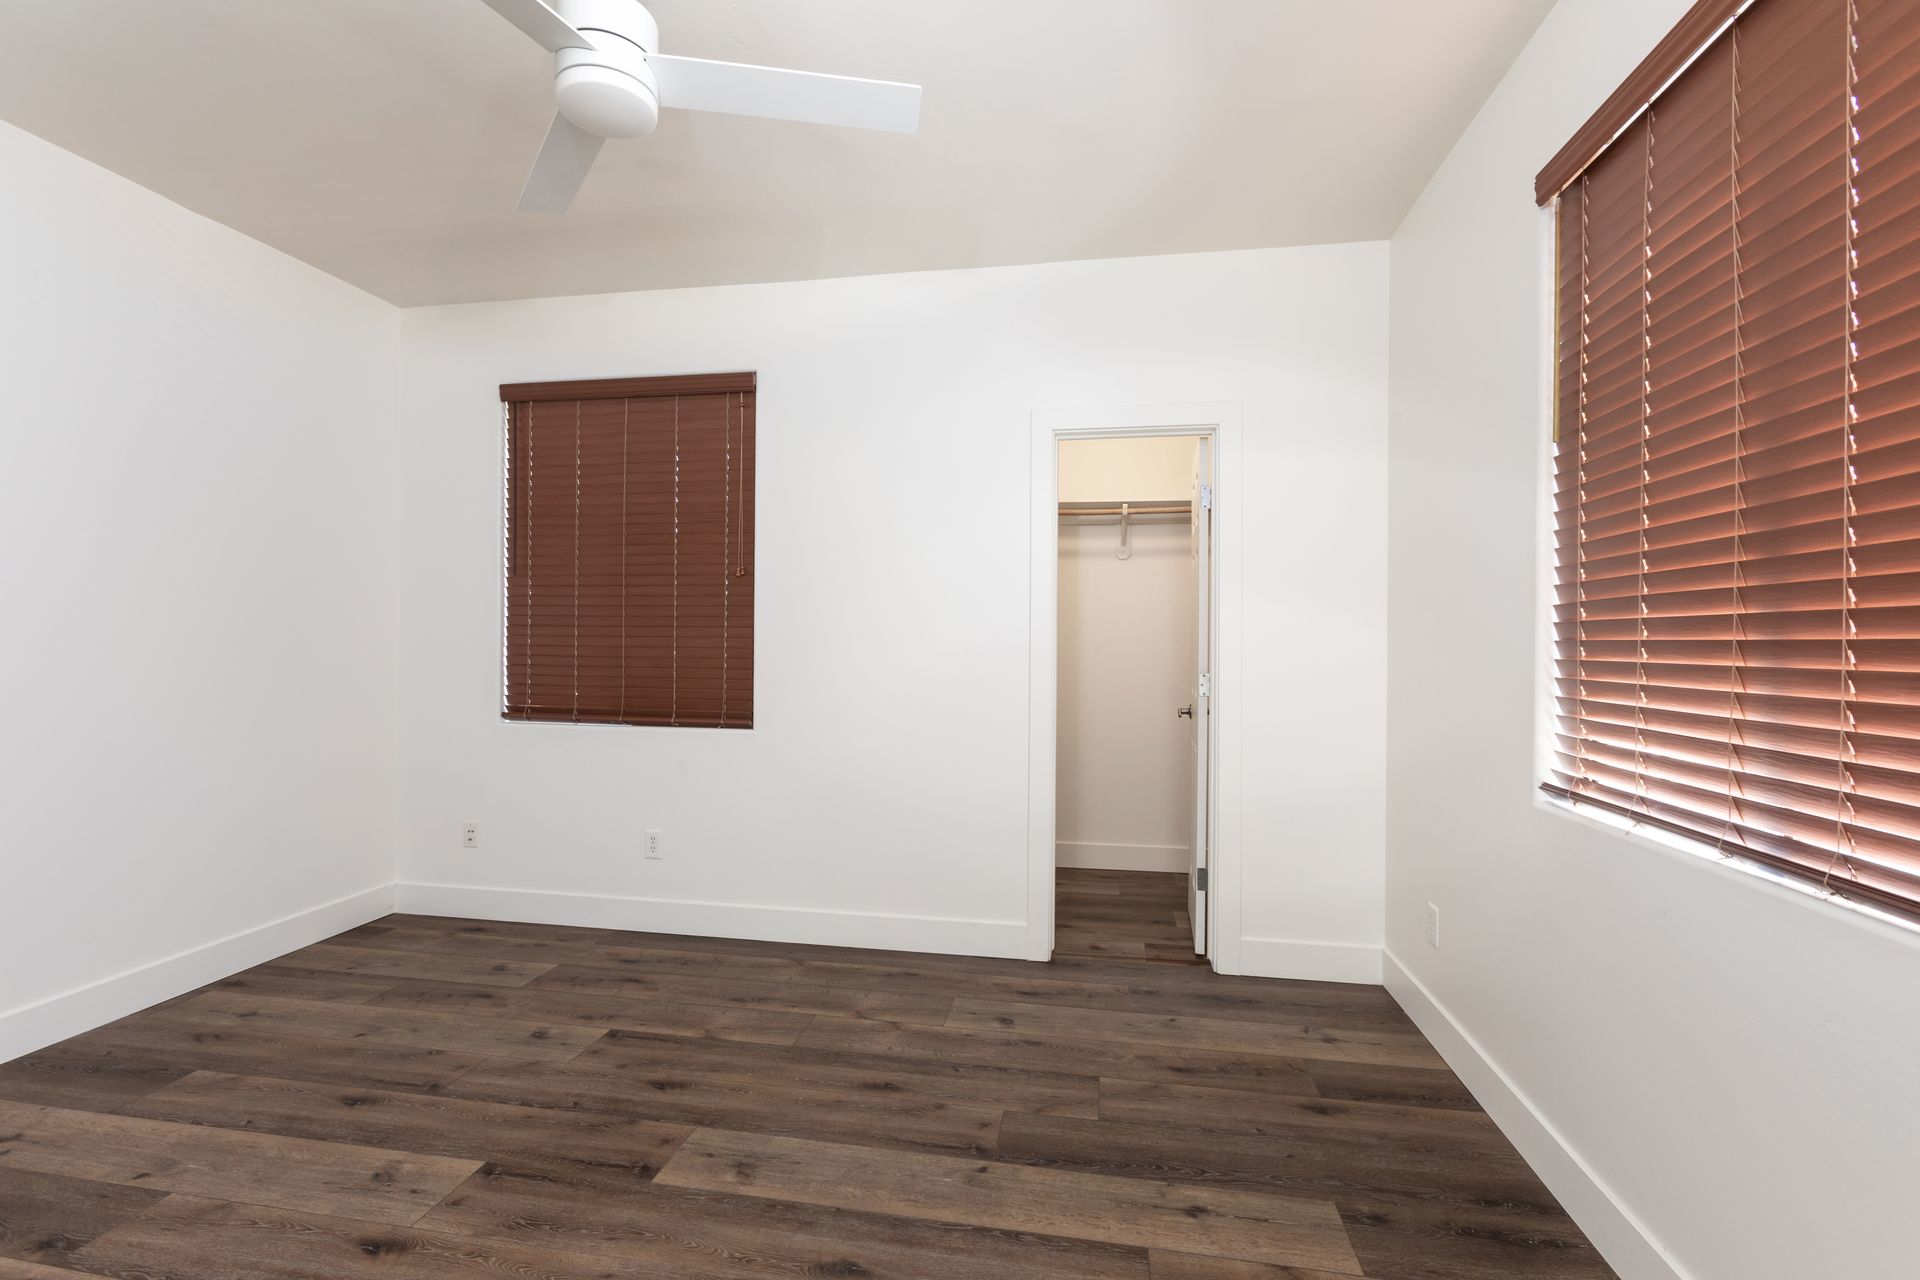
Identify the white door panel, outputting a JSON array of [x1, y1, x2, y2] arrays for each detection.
[[1189, 439, 1212, 955]]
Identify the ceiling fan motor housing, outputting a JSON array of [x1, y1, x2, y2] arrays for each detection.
[[553, 0, 660, 138]]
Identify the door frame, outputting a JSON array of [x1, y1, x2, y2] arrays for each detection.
[[1026, 404, 1243, 970]]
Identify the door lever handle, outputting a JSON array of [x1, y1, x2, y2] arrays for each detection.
[[1177, 705, 1194, 718]]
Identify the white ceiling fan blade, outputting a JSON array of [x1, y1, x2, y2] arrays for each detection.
[[518, 113, 605, 214], [645, 54, 921, 134], [477, 0, 592, 53]]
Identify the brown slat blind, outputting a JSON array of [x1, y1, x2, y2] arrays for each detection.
[[502, 373, 755, 729], [1549, 0, 1920, 921]]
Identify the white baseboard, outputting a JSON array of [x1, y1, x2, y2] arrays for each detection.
[[1383, 951, 1690, 1280], [1055, 841, 1189, 873], [395, 882, 1032, 961], [1236, 936, 1383, 984], [0, 883, 395, 1065]]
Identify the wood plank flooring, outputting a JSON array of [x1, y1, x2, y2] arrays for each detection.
[[0, 912, 1617, 1279], [1056, 867, 1209, 964]]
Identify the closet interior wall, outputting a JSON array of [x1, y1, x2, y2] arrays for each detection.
[[1056, 437, 1201, 873]]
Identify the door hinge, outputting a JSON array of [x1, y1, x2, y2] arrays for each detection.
[[1195, 867, 1209, 892], [1198, 672, 1212, 697], [1199, 483, 1213, 511]]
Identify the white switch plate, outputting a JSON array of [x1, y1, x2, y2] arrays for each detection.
[[462, 823, 479, 850], [1426, 903, 1440, 949], [644, 829, 663, 860]]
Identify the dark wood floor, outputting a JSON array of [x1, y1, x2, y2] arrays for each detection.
[[0, 913, 1615, 1279], [1055, 867, 1208, 964]]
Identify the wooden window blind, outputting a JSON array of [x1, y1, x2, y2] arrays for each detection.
[[1548, 0, 1920, 921], [501, 372, 754, 729]]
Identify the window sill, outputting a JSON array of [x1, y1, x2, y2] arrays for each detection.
[[1534, 790, 1920, 947], [497, 715, 754, 733]]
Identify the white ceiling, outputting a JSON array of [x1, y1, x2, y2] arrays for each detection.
[[0, 1, 1554, 306]]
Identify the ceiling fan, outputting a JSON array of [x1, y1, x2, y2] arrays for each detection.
[[477, 0, 922, 213]]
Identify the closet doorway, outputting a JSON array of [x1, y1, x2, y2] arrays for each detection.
[[1054, 434, 1212, 965]]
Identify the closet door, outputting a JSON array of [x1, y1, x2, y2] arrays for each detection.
[[1188, 438, 1213, 955]]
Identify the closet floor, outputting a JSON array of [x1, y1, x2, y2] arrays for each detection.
[[1054, 866, 1207, 965], [0, 914, 1616, 1279]]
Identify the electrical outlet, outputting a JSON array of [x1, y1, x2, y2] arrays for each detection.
[[461, 823, 479, 850], [644, 829, 663, 860], [1426, 903, 1441, 949]]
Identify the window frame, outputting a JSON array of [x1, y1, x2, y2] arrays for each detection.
[[1532, 0, 1920, 933]]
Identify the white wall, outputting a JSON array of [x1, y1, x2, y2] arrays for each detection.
[[1386, 3, 1920, 1278], [1057, 438, 1197, 873], [0, 120, 402, 1060], [396, 243, 1389, 975]]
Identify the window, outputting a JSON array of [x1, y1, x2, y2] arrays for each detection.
[[1542, 0, 1920, 921], [501, 372, 754, 728]]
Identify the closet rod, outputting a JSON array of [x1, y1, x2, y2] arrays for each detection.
[[1058, 501, 1191, 517]]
